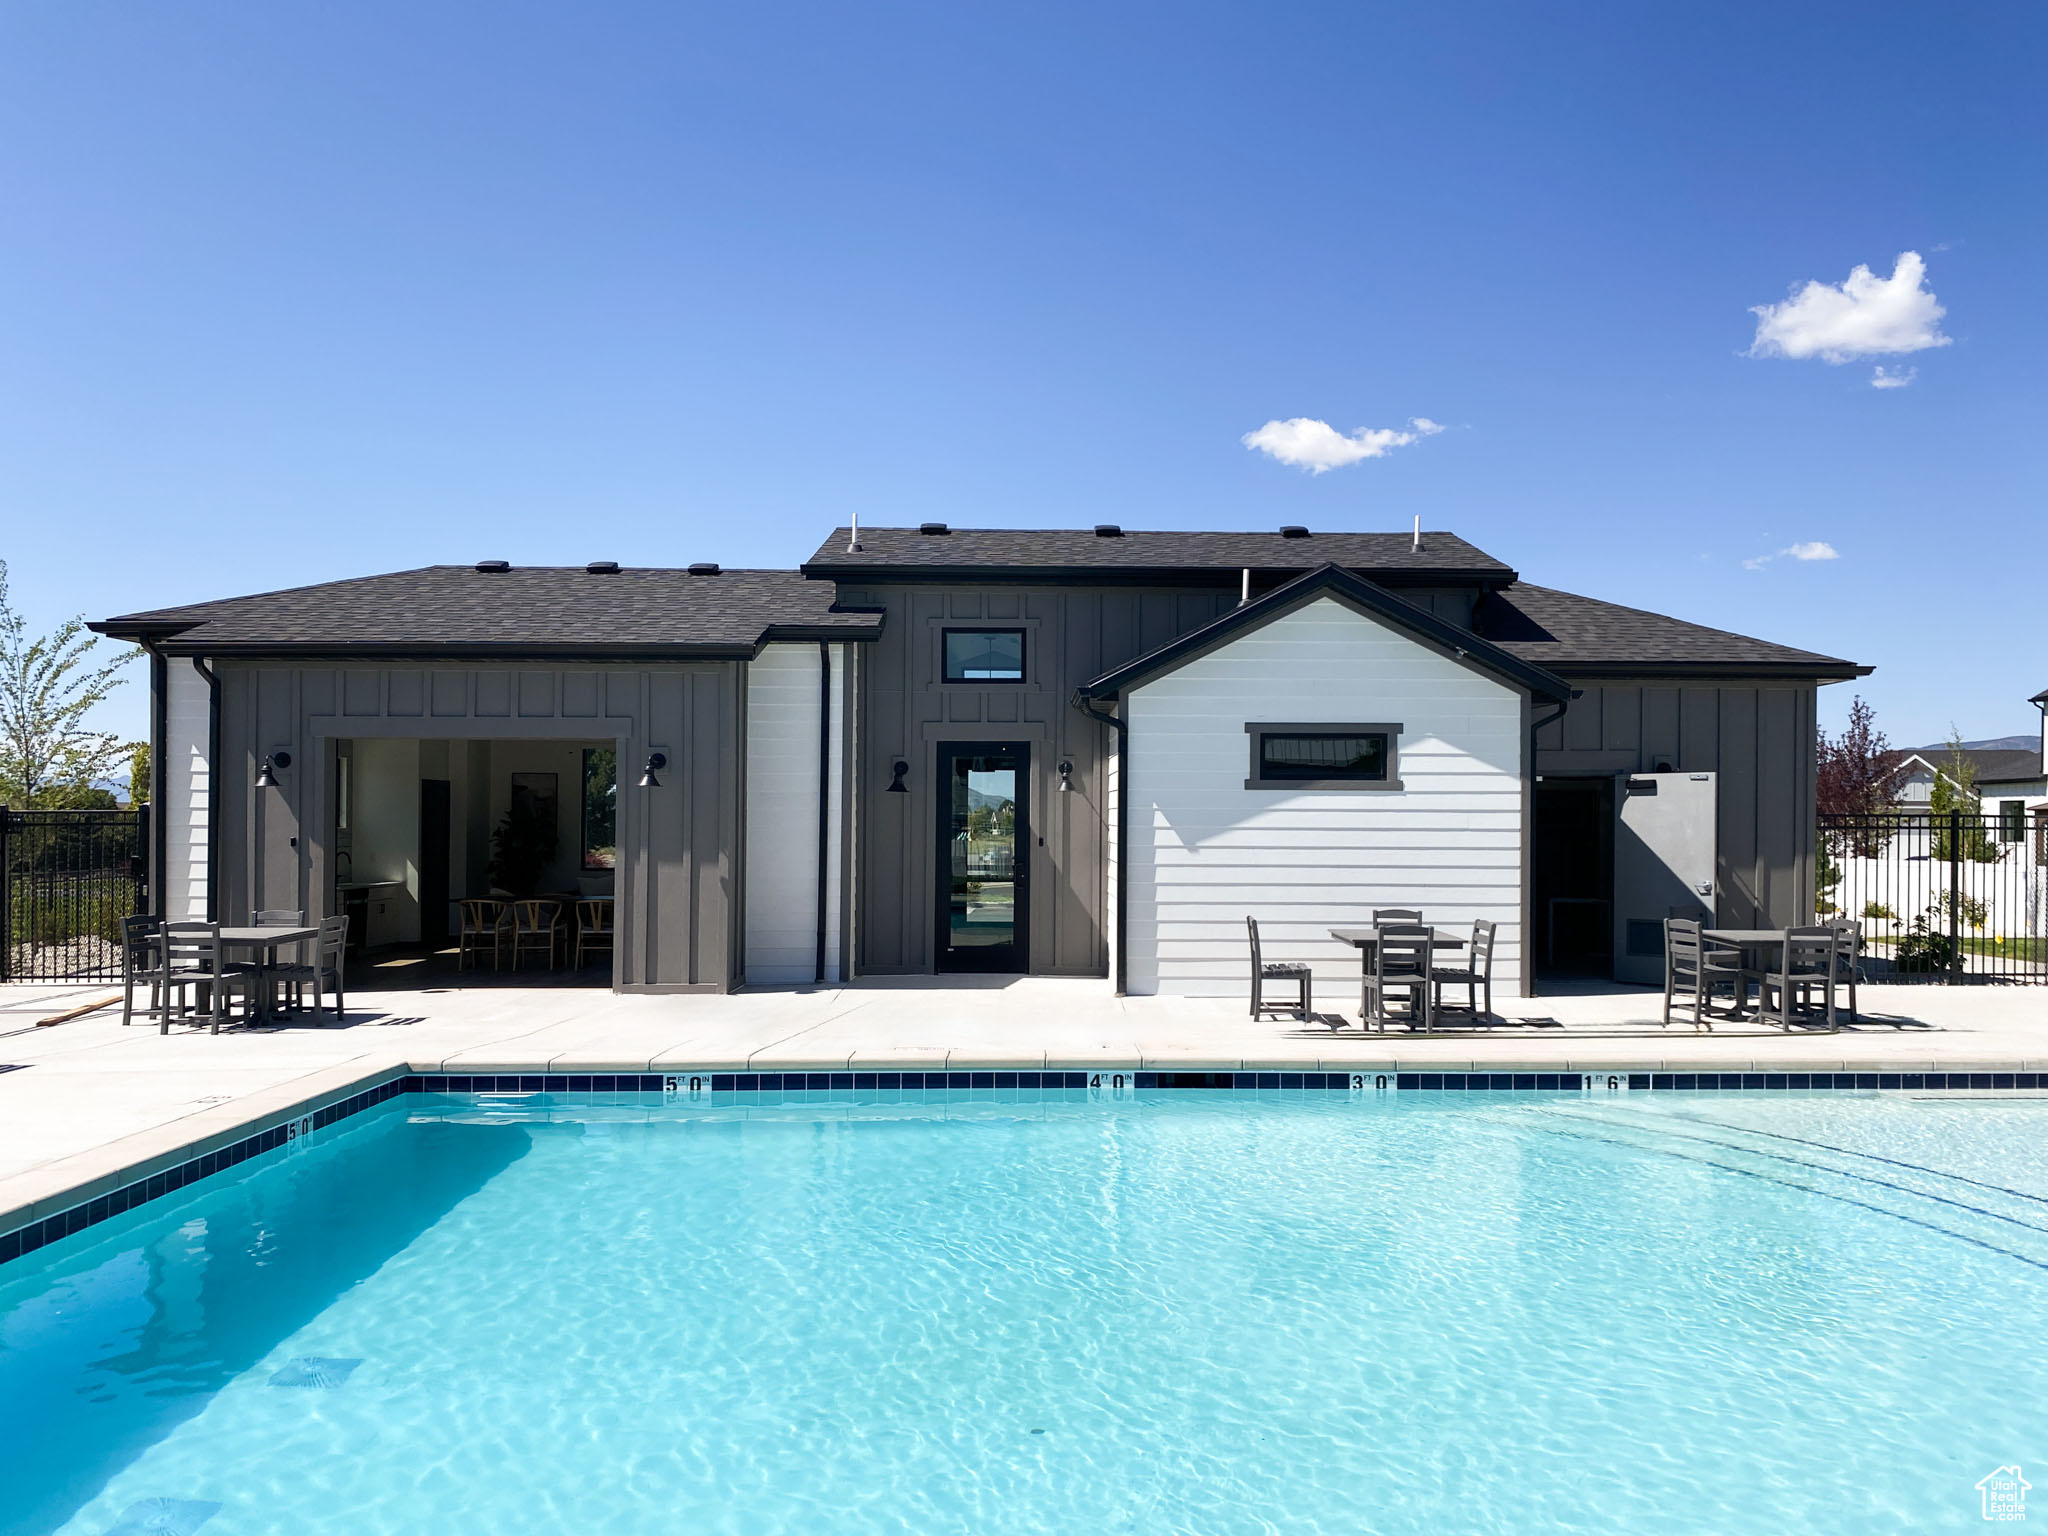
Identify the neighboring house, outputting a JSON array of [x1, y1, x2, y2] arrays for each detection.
[[94, 524, 1866, 998], [1885, 724, 2048, 848]]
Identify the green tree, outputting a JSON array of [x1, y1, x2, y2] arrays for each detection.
[[1928, 730, 1997, 863], [0, 560, 139, 807], [127, 740, 152, 807]]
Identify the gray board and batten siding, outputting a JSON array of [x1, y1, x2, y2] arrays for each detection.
[[206, 661, 746, 990]]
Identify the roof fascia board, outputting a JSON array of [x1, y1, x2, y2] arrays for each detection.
[[1080, 563, 1569, 704], [1549, 661, 1873, 682]]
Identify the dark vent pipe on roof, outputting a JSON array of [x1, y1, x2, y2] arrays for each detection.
[[587, 561, 620, 574], [918, 522, 949, 536], [1094, 524, 1122, 537], [688, 562, 721, 576], [1279, 525, 1309, 539], [476, 560, 510, 573]]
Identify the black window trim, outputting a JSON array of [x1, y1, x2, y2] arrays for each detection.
[[941, 626, 1028, 685], [1245, 721, 1404, 791]]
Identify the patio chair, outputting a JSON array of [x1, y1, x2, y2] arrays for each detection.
[[268, 916, 349, 1026], [457, 899, 509, 970], [1372, 908, 1423, 925], [1362, 924, 1433, 1032], [118, 915, 169, 1028], [159, 924, 250, 1034], [251, 908, 309, 1012], [510, 899, 564, 970], [1246, 916, 1312, 1020], [575, 900, 615, 970], [1757, 927, 1840, 1032], [1826, 919, 1863, 1026], [1662, 919, 1747, 1031], [1431, 919, 1496, 1020]]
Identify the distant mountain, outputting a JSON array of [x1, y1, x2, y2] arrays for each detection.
[[1910, 735, 2038, 754]]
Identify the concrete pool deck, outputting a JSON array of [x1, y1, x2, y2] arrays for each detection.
[[3, 976, 2044, 1241]]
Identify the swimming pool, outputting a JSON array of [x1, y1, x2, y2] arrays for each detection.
[[5, 1084, 2046, 1534]]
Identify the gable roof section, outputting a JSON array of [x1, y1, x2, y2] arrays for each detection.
[[1473, 583, 1867, 680], [1077, 563, 1570, 705], [93, 566, 884, 660], [804, 526, 1516, 586], [1889, 746, 2043, 786]]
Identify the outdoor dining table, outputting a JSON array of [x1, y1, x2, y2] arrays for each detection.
[[1700, 928, 1794, 1018], [218, 926, 317, 1026], [1329, 927, 1468, 1019]]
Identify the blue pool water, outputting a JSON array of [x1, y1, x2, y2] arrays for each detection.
[[5, 1087, 2048, 1535]]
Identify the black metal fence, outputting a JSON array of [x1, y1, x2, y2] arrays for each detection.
[[1, 807, 149, 982], [1818, 810, 2048, 984]]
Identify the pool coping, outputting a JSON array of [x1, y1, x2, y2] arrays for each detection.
[[7, 1054, 2048, 1269]]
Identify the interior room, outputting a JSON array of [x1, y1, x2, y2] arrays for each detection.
[[331, 736, 618, 987]]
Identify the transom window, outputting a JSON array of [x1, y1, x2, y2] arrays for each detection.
[[943, 629, 1026, 683], [1245, 723, 1403, 791]]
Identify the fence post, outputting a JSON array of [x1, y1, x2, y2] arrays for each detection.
[[1947, 810, 1963, 985]]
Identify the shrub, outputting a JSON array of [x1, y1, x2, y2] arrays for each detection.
[[1861, 901, 1895, 921], [1895, 915, 1958, 973]]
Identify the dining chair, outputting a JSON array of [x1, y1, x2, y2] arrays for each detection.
[[575, 900, 615, 970], [268, 916, 350, 1026], [1372, 908, 1423, 925], [1757, 927, 1840, 1032], [160, 923, 248, 1034], [118, 915, 169, 1028], [1661, 919, 1748, 1031], [1431, 919, 1496, 1020], [1245, 916, 1312, 1020], [458, 899, 509, 971], [1362, 924, 1433, 1032], [1825, 919, 1862, 1026], [250, 908, 309, 1011], [510, 899, 563, 970]]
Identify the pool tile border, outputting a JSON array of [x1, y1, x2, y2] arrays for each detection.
[[4, 1066, 2044, 1270]]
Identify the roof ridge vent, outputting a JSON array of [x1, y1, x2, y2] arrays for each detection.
[[1279, 525, 1310, 539], [475, 559, 511, 573], [586, 560, 620, 574], [1094, 523, 1123, 537], [687, 562, 721, 576], [918, 521, 949, 536]]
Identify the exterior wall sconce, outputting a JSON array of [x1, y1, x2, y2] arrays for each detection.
[[255, 751, 291, 789], [1058, 759, 1074, 792], [639, 751, 667, 789], [886, 759, 910, 794]]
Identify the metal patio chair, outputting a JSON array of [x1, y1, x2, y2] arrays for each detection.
[[1362, 924, 1433, 1032], [1431, 918, 1497, 1021], [1246, 917, 1312, 1020], [1661, 919, 1747, 1031]]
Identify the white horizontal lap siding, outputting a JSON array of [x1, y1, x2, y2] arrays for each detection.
[[1124, 597, 1524, 999], [164, 659, 210, 921], [745, 645, 824, 985]]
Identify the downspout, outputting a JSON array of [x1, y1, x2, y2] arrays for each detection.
[[142, 641, 168, 918], [815, 640, 832, 984], [1074, 691, 1128, 996], [191, 655, 221, 922]]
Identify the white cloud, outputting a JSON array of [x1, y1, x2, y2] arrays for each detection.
[[1747, 251, 1950, 364], [1870, 365, 1916, 389], [1241, 416, 1444, 474], [1743, 540, 1840, 571]]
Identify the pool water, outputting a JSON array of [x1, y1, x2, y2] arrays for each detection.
[[5, 1088, 2047, 1535]]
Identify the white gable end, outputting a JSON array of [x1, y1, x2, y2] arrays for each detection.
[[1122, 596, 1525, 1001]]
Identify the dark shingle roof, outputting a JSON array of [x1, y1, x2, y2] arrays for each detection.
[[1474, 583, 1867, 679], [1895, 747, 2042, 785], [94, 566, 883, 658], [803, 526, 1516, 583]]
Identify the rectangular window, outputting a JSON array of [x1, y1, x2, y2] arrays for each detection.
[[582, 747, 617, 870], [943, 629, 1026, 683], [1245, 723, 1403, 790], [1999, 800, 2025, 844]]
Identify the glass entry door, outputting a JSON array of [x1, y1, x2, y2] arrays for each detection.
[[936, 743, 1029, 973]]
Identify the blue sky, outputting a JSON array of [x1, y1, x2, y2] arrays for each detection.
[[2, 2, 2042, 750]]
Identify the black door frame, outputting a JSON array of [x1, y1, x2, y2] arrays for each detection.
[[934, 741, 1030, 974]]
